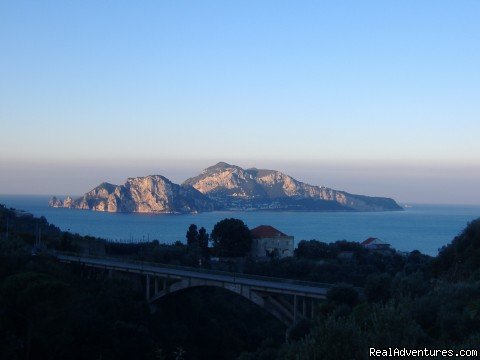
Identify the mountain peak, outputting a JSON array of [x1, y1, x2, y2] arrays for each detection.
[[202, 162, 244, 174], [184, 163, 403, 211], [214, 161, 232, 168], [126, 174, 171, 183]]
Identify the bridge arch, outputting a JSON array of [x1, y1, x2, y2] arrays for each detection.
[[151, 284, 287, 326], [54, 253, 329, 328], [146, 276, 317, 326]]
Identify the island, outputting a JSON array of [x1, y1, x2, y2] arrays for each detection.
[[50, 162, 403, 213]]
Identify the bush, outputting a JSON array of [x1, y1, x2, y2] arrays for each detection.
[[327, 284, 359, 307], [365, 274, 392, 303]]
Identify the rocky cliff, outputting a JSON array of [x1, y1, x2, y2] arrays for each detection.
[[50, 175, 215, 214], [182, 162, 403, 211], [50, 162, 402, 213]]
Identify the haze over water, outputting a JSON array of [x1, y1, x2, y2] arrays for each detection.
[[1, 195, 479, 256]]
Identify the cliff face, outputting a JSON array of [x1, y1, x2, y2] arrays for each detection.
[[50, 162, 403, 214], [182, 162, 403, 211], [50, 176, 215, 214]]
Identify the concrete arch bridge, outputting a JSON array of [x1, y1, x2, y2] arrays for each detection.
[[56, 253, 332, 327]]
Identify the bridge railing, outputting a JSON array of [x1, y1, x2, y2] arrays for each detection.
[[52, 250, 336, 289]]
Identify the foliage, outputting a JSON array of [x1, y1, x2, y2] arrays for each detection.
[[185, 224, 209, 259], [432, 219, 480, 280], [295, 240, 335, 259], [326, 284, 360, 307], [197, 227, 209, 256], [186, 224, 198, 246], [364, 273, 392, 303], [211, 218, 252, 257]]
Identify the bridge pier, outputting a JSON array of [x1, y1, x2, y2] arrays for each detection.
[[146, 275, 165, 299]]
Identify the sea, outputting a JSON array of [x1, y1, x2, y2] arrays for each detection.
[[1, 195, 479, 256]]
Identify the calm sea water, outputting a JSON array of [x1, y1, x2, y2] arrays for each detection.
[[1, 195, 479, 256]]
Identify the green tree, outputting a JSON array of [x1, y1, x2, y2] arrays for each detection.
[[326, 284, 359, 307], [197, 227, 209, 256], [432, 219, 480, 279], [186, 224, 198, 247], [211, 218, 252, 257], [295, 240, 335, 259], [0, 271, 70, 360], [365, 274, 392, 303]]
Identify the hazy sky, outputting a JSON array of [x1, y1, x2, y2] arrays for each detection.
[[1, 1, 479, 204]]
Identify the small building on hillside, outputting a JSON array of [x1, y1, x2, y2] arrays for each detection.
[[361, 237, 392, 254], [250, 225, 294, 259]]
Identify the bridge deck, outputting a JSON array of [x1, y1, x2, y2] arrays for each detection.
[[56, 253, 331, 298]]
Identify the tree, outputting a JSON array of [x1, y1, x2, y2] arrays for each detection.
[[365, 274, 392, 303], [295, 240, 334, 259], [432, 219, 480, 279], [0, 271, 70, 360], [197, 227, 209, 256], [211, 218, 252, 257], [326, 284, 359, 307], [186, 224, 198, 247], [186, 224, 209, 257]]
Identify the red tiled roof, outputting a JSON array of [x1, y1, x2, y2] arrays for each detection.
[[362, 237, 389, 246], [250, 225, 288, 239], [362, 237, 378, 245]]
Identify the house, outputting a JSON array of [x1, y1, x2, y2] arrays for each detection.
[[361, 237, 392, 254], [250, 225, 294, 258]]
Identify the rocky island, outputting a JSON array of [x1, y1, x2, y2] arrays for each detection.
[[50, 162, 403, 213], [50, 175, 215, 214]]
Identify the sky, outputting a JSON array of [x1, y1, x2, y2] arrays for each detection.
[[1, 1, 479, 204]]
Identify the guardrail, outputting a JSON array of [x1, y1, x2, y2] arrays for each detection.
[[52, 250, 336, 290]]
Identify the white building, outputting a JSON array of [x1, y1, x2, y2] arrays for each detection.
[[250, 225, 294, 259], [361, 237, 393, 255]]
